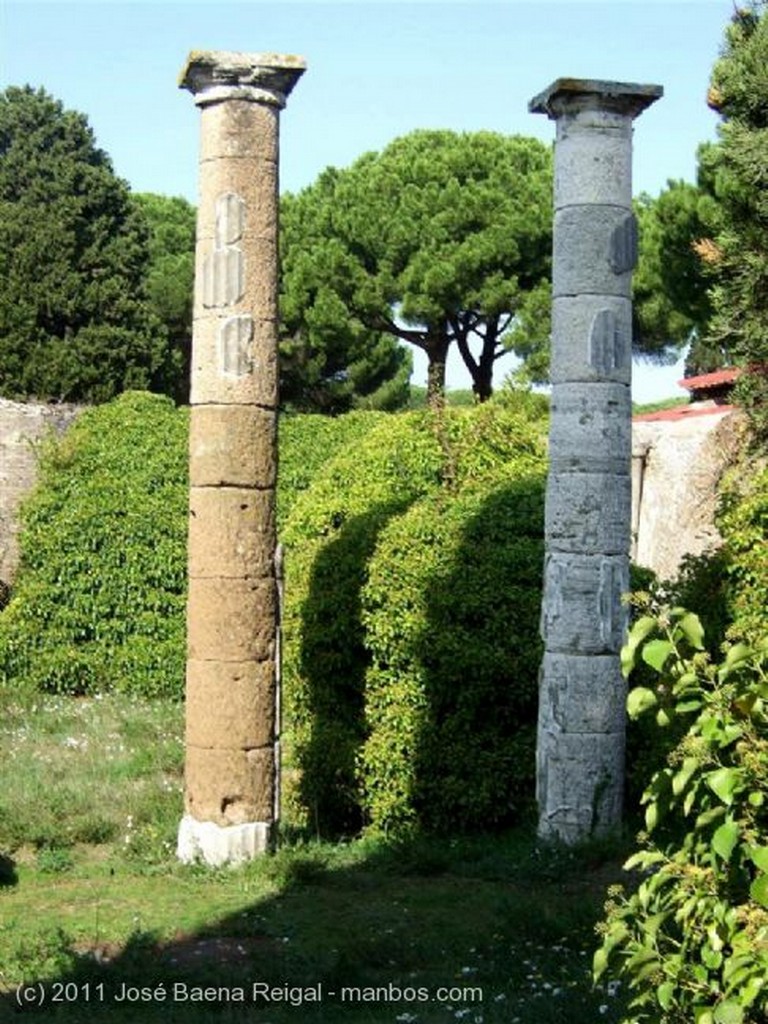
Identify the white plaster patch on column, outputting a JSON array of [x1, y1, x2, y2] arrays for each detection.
[[220, 315, 254, 377], [216, 192, 246, 247], [202, 246, 245, 308]]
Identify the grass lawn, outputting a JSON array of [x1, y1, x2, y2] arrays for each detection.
[[0, 689, 631, 1023]]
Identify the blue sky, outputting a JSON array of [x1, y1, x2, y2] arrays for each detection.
[[1, 0, 736, 400]]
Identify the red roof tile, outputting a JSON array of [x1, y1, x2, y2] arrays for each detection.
[[633, 403, 735, 423], [678, 367, 741, 392]]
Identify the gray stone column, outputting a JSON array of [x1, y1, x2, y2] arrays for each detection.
[[176, 51, 305, 866], [530, 79, 662, 844]]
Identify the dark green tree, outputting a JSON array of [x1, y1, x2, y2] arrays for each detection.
[[632, 179, 719, 372], [703, 1, 768, 435], [132, 192, 196, 403], [279, 130, 552, 407], [278, 185, 413, 415], [0, 86, 165, 403]]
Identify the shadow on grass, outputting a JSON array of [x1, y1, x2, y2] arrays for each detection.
[[0, 829, 631, 1024], [0, 852, 17, 887]]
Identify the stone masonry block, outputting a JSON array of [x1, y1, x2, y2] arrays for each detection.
[[545, 469, 630, 555], [541, 552, 629, 654], [196, 159, 278, 244], [185, 658, 275, 749], [553, 206, 636, 297], [188, 486, 276, 579], [550, 295, 632, 385], [554, 112, 632, 209], [538, 652, 626, 734], [189, 405, 276, 488], [190, 315, 278, 407], [184, 744, 275, 826], [548, 382, 631, 475], [536, 726, 625, 842], [187, 576, 277, 662], [199, 98, 279, 163], [194, 235, 277, 320]]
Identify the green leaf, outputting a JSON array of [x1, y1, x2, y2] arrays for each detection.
[[672, 757, 700, 796], [624, 850, 665, 871], [642, 638, 675, 673], [706, 767, 740, 806], [696, 806, 726, 829], [748, 846, 768, 872], [694, 1008, 714, 1024], [656, 707, 673, 727], [645, 801, 661, 832], [713, 1001, 744, 1024], [718, 642, 753, 682], [702, 945, 723, 970], [676, 611, 705, 650], [657, 981, 675, 1010], [749, 873, 768, 909], [628, 686, 658, 718], [622, 619, 657, 677], [712, 819, 740, 862], [593, 945, 609, 980]]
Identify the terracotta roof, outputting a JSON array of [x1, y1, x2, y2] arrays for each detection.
[[633, 403, 735, 423], [678, 367, 741, 392]]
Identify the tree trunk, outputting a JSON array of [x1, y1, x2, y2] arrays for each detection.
[[425, 332, 449, 409], [473, 321, 498, 403]]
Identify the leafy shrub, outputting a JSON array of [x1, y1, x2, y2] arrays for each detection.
[[359, 468, 544, 835], [719, 465, 768, 645], [280, 411, 447, 833], [277, 410, 385, 529], [624, 554, 731, 813], [280, 401, 547, 836], [0, 392, 188, 697], [0, 396, 385, 700], [596, 605, 768, 1023]]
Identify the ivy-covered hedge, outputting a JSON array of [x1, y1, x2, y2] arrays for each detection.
[[277, 410, 386, 528], [0, 394, 383, 697], [720, 465, 768, 645], [360, 466, 544, 835], [0, 392, 188, 697], [280, 401, 548, 836]]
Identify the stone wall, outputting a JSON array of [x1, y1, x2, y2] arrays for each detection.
[[0, 398, 82, 588], [631, 407, 745, 581]]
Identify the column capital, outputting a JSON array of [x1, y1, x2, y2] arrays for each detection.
[[529, 78, 662, 121], [179, 50, 306, 109]]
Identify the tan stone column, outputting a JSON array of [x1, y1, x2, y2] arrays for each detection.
[[176, 51, 305, 866]]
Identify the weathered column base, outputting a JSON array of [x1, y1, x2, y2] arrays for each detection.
[[177, 814, 272, 866], [535, 728, 625, 845]]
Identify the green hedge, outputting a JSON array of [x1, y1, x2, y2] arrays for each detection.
[[0, 395, 384, 698], [0, 392, 188, 697], [280, 401, 548, 836], [279, 410, 448, 833], [359, 466, 545, 836], [277, 410, 386, 528], [720, 464, 768, 645]]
